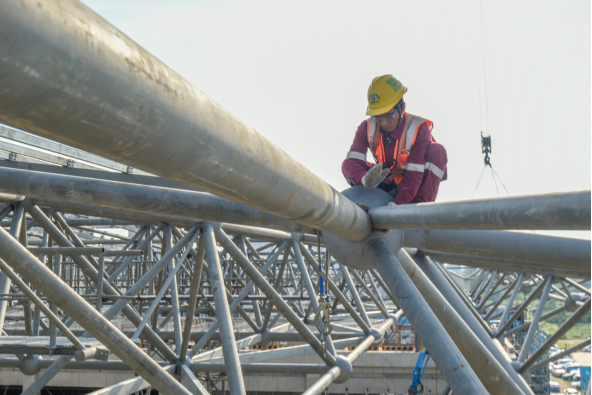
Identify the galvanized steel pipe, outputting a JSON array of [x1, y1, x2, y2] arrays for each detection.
[[0, 226, 191, 395], [202, 225, 246, 395], [404, 230, 590, 271], [417, 250, 589, 279], [395, 249, 527, 395], [303, 317, 395, 395], [65, 219, 138, 227], [32, 199, 192, 226], [411, 254, 533, 395], [0, 194, 25, 202], [26, 204, 179, 363], [21, 356, 74, 395], [370, 191, 591, 230], [214, 226, 336, 366], [0, 0, 371, 241], [518, 297, 591, 373], [0, 167, 314, 234], [366, 238, 488, 395], [0, 203, 24, 333], [528, 339, 591, 372]]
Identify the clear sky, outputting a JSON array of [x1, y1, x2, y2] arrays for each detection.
[[82, 0, 591, 239]]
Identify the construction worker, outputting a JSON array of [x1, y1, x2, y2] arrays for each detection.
[[342, 75, 447, 205]]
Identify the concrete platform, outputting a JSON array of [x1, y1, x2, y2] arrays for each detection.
[[0, 350, 446, 394]]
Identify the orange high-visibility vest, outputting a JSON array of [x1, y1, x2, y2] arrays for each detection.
[[366, 113, 434, 186]]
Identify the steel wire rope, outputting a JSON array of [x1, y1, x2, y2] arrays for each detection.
[[478, 0, 490, 137], [472, 0, 494, 201], [489, 165, 501, 197], [471, 164, 487, 199], [490, 164, 511, 196]]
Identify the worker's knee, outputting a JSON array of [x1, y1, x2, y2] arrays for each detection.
[[425, 142, 447, 168]]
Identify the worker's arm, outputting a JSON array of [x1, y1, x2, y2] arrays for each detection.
[[394, 123, 432, 205], [341, 121, 372, 186]]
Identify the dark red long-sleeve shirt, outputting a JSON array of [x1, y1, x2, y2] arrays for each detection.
[[341, 112, 433, 205]]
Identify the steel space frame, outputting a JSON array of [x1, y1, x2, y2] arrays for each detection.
[[0, 1, 589, 395]]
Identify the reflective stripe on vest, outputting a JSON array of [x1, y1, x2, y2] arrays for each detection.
[[425, 162, 445, 179], [366, 113, 432, 185], [403, 163, 425, 173], [345, 151, 366, 161]]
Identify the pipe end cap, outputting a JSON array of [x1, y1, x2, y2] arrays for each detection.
[[333, 355, 352, 384]]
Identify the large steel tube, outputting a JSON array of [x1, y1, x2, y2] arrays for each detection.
[[366, 238, 488, 395], [0, 227, 191, 394], [0, 168, 314, 234], [395, 249, 527, 395], [404, 230, 590, 271], [413, 254, 533, 395], [0, 0, 371, 242], [370, 191, 590, 230], [418, 250, 590, 279], [33, 198, 190, 226]]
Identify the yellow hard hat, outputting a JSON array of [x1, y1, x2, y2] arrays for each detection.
[[366, 75, 408, 116]]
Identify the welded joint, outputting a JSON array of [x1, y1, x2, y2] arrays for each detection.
[[200, 221, 222, 232], [74, 347, 110, 362]]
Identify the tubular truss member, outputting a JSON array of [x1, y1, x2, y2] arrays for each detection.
[[342, 75, 448, 205]]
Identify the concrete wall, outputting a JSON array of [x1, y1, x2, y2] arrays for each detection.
[[250, 351, 445, 395], [0, 351, 447, 394], [0, 367, 135, 390]]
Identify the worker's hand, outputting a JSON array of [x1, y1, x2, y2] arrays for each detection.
[[387, 202, 397, 207], [361, 165, 390, 189]]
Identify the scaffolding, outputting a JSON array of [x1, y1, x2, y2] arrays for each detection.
[[514, 329, 551, 395]]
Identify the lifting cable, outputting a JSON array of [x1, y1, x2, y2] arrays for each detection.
[[473, 1, 510, 200]]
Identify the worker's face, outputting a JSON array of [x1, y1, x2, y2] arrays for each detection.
[[374, 102, 405, 133]]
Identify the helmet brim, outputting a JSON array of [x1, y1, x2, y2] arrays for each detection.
[[366, 87, 407, 116]]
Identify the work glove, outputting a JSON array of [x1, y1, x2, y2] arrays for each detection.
[[361, 165, 390, 189], [387, 202, 397, 207]]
